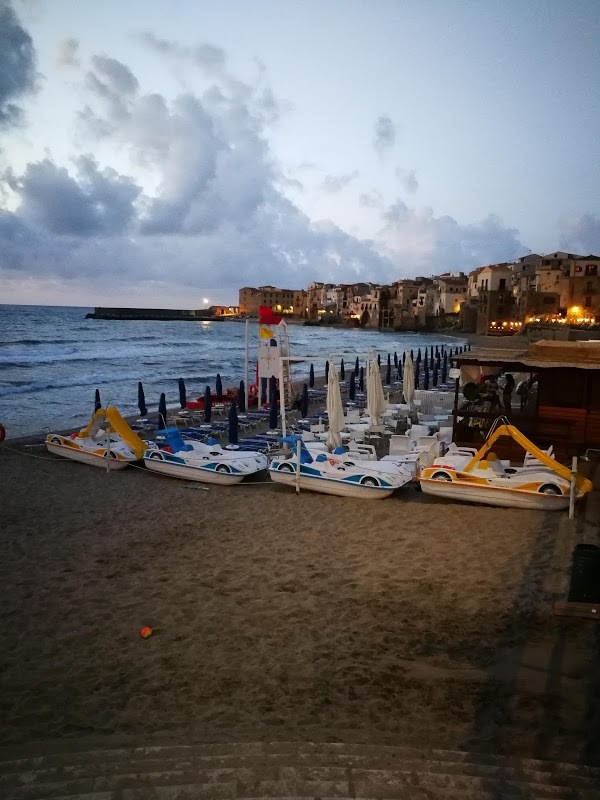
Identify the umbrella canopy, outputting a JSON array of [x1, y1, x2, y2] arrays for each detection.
[[204, 385, 212, 423], [228, 401, 239, 444], [137, 382, 147, 416], [325, 360, 329, 383], [309, 363, 315, 388], [349, 371, 356, 401], [442, 352, 448, 383], [215, 373, 223, 399], [178, 377, 187, 409], [402, 353, 415, 409], [385, 357, 391, 386], [367, 357, 387, 426], [326, 359, 344, 451], [355, 356, 359, 374], [238, 379, 246, 413], [340, 358, 345, 380], [432, 362, 439, 387], [394, 351, 398, 368], [300, 383, 309, 418], [269, 376, 278, 429], [358, 365, 364, 392], [158, 392, 167, 430], [94, 388, 101, 412], [423, 363, 430, 390]]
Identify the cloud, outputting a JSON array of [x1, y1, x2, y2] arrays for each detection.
[[56, 36, 79, 67], [379, 199, 528, 270], [321, 170, 359, 193], [558, 214, 600, 254], [395, 167, 418, 193], [359, 190, 384, 209], [138, 31, 227, 76], [0, 0, 37, 129], [373, 114, 396, 155], [4, 155, 141, 235]]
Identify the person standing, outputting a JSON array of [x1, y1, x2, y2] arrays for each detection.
[[502, 374, 515, 414]]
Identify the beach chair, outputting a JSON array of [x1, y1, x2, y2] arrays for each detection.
[[388, 435, 413, 456]]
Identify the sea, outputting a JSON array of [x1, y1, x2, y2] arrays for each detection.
[[0, 305, 466, 439]]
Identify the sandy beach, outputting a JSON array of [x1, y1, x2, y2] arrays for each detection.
[[1, 439, 599, 767]]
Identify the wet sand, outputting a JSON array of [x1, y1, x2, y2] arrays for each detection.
[[1, 443, 599, 764]]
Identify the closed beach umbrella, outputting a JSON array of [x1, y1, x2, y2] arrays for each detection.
[[94, 388, 101, 412], [269, 376, 278, 429], [403, 351, 406, 365], [300, 383, 309, 418], [215, 373, 223, 399], [178, 377, 187, 409], [417, 348, 422, 363], [349, 371, 356, 401], [403, 353, 415, 410], [355, 356, 359, 374], [431, 345, 435, 360], [394, 351, 398, 368], [359, 365, 364, 392], [414, 361, 420, 389], [432, 362, 439, 387], [325, 360, 329, 383], [442, 352, 448, 384], [238, 379, 246, 413], [385, 355, 392, 386], [326, 359, 344, 451], [228, 401, 239, 445], [436, 351, 441, 369], [158, 392, 167, 430], [340, 358, 345, 380], [410, 349, 414, 361], [423, 363, 430, 390], [424, 350, 429, 369], [309, 363, 315, 388], [260, 377, 268, 406], [367, 357, 387, 426], [377, 353, 381, 367], [137, 382, 147, 416], [204, 385, 212, 423]]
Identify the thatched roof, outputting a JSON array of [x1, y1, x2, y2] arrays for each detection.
[[455, 339, 600, 370]]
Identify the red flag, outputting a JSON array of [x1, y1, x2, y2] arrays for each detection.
[[258, 305, 283, 325]]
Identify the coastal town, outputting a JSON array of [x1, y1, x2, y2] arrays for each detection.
[[238, 250, 600, 334]]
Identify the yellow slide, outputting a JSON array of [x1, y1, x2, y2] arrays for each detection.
[[78, 406, 146, 460], [464, 424, 593, 494]]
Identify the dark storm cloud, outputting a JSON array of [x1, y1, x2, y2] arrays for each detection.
[[559, 214, 600, 254], [373, 114, 396, 155], [5, 155, 141, 235], [0, 0, 37, 129]]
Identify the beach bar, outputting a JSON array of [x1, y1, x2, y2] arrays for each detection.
[[451, 340, 600, 458]]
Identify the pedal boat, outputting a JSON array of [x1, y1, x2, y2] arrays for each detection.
[[45, 406, 145, 470], [269, 435, 412, 499], [419, 423, 592, 510], [144, 428, 267, 485]]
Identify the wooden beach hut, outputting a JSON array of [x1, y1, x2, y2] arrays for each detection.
[[451, 340, 600, 459]]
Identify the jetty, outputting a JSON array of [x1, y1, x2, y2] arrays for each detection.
[[86, 305, 239, 321]]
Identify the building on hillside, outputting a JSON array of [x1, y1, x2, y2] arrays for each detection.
[[433, 273, 468, 316], [475, 263, 519, 334], [238, 286, 306, 318]]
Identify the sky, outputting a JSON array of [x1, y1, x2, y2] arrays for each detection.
[[0, 0, 599, 308]]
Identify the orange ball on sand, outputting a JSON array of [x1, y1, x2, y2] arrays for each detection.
[[139, 626, 153, 638]]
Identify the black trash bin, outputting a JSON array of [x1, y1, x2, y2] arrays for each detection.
[[567, 544, 600, 603]]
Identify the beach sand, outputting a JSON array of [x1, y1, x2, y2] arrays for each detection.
[[1, 442, 599, 765]]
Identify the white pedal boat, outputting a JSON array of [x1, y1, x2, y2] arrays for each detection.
[[45, 406, 145, 470], [269, 435, 412, 499], [144, 428, 268, 485], [419, 423, 592, 510]]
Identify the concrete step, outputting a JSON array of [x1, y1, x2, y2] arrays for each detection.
[[0, 741, 598, 800]]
